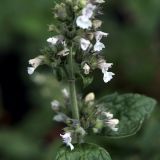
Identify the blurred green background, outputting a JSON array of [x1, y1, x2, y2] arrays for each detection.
[[0, 0, 160, 159]]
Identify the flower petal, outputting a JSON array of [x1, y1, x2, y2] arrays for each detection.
[[94, 41, 105, 52], [27, 67, 35, 75], [103, 71, 115, 83], [95, 31, 108, 41], [76, 16, 92, 29], [80, 38, 91, 51], [82, 3, 96, 18]]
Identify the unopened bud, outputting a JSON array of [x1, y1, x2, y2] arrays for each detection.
[[62, 88, 69, 98], [83, 63, 90, 75], [93, 20, 102, 29], [76, 127, 86, 136], [48, 24, 59, 32], [53, 113, 68, 122], [93, 128, 99, 133], [85, 92, 95, 103], [54, 3, 68, 21], [86, 32, 94, 41], [79, 0, 87, 7], [51, 100, 60, 111], [93, 119, 103, 133]]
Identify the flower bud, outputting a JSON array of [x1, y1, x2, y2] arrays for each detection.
[[93, 128, 99, 133], [62, 88, 69, 98], [86, 32, 94, 41], [78, 0, 87, 8], [53, 113, 68, 122], [48, 24, 59, 32], [65, 0, 72, 3], [92, 20, 102, 29], [54, 3, 68, 21], [51, 100, 60, 111], [73, 6, 79, 12], [85, 92, 95, 103], [76, 127, 86, 136], [83, 63, 90, 75], [93, 119, 103, 133], [89, 56, 98, 69]]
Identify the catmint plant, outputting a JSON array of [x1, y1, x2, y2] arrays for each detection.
[[28, 0, 157, 159]]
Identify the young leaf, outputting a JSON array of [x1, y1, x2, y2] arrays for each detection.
[[56, 143, 112, 160], [80, 74, 93, 88], [97, 93, 156, 138]]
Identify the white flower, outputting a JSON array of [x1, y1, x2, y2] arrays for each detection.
[[28, 55, 45, 75], [47, 36, 64, 45], [60, 132, 74, 151], [51, 100, 60, 111], [99, 61, 113, 74], [103, 110, 119, 131], [47, 37, 58, 45], [80, 38, 91, 51], [98, 59, 115, 83], [29, 55, 45, 69], [53, 113, 67, 122], [95, 31, 108, 41], [82, 3, 96, 19], [27, 67, 35, 75], [106, 119, 119, 131], [102, 112, 113, 119], [76, 3, 96, 29], [62, 88, 69, 98], [103, 72, 115, 83], [83, 63, 90, 75], [94, 41, 105, 52], [85, 92, 95, 103], [76, 15, 92, 29], [94, 0, 105, 3]]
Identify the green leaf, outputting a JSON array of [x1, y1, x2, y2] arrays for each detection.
[[56, 143, 112, 160], [80, 74, 93, 88], [97, 93, 156, 138]]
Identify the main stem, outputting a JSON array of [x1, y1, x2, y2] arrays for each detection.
[[68, 46, 79, 120]]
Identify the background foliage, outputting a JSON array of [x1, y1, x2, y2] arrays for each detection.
[[0, 0, 160, 159]]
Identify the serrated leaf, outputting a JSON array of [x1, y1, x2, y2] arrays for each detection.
[[56, 143, 111, 160], [97, 93, 156, 138]]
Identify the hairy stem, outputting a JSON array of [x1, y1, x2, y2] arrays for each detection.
[[68, 46, 79, 120]]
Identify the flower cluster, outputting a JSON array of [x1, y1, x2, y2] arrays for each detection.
[[82, 92, 119, 134], [27, 0, 118, 151], [27, 0, 114, 84], [102, 112, 119, 131], [51, 91, 119, 150]]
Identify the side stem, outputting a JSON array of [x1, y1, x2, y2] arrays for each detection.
[[68, 46, 79, 120]]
